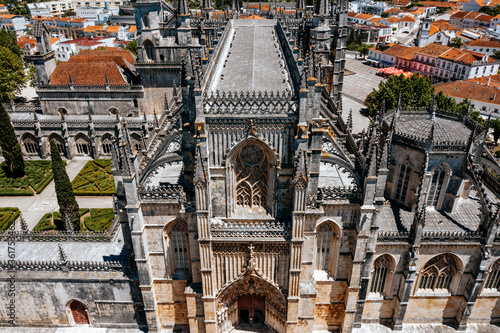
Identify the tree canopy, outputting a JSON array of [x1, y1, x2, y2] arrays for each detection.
[[365, 74, 471, 117], [124, 40, 138, 56], [50, 141, 80, 230], [450, 37, 463, 48], [0, 29, 20, 56], [0, 103, 24, 178], [0, 46, 26, 102]]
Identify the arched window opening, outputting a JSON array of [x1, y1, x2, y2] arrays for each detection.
[[165, 221, 190, 280], [75, 135, 91, 156], [133, 99, 138, 108], [108, 107, 118, 115], [315, 223, 338, 274], [69, 300, 89, 325], [101, 135, 113, 155], [427, 164, 448, 208], [144, 40, 156, 61], [395, 157, 412, 203], [49, 134, 66, 155], [142, 14, 149, 29], [235, 143, 269, 209], [58, 108, 68, 116], [23, 135, 39, 155], [485, 261, 500, 290], [370, 255, 391, 293], [418, 254, 458, 291]]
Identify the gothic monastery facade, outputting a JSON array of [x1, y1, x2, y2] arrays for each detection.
[[1, 0, 500, 332]]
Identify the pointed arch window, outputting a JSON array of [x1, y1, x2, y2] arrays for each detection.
[[165, 221, 190, 279], [370, 255, 391, 294], [485, 261, 500, 290], [235, 143, 269, 209], [418, 253, 458, 291], [315, 222, 339, 275], [144, 40, 156, 61], [427, 164, 448, 208], [395, 157, 413, 203], [142, 14, 149, 29]]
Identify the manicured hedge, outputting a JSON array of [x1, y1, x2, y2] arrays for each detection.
[[83, 208, 114, 232], [33, 208, 92, 232], [0, 207, 20, 231], [0, 160, 54, 196], [72, 159, 116, 196]]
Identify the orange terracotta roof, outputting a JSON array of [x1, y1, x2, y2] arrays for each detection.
[[84, 25, 105, 32], [465, 74, 500, 88], [77, 49, 136, 67], [43, 17, 58, 21], [57, 17, 71, 22], [50, 37, 59, 45], [106, 25, 120, 32], [356, 13, 374, 20], [429, 20, 460, 36], [0, 14, 16, 19], [476, 13, 494, 21], [434, 80, 500, 105], [368, 17, 382, 23], [420, 1, 461, 7], [70, 18, 87, 23], [348, 12, 357, 17], [384, 8, 401, 13], [439, 48, 489, 65], [418, 43, 451, 57], [384, 17, 399, 23], [244, 14, 265, 19], [466, 39, 500, 48], [51, 62, 127, 86], [129, 25, 136, 32], [17, 35, 36, 49], [399, 15, 416, 22]]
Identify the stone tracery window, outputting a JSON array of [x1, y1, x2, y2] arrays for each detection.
[[144, 40, 156, 61], [427, 164, 448, 208], [235, 143, 269, 209], [315, 222, 338, 274], [485, 261, 500, 290], [166, 221, 190, 279], [370, 255, 391, 294], [23, 135, 39, 155], [395, 157, 413, 203], [418, 253, 458, 291], [101, 135, 113, 155]]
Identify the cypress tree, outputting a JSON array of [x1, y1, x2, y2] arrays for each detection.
[[0, 103, 25, 177], [50, 141, 80, 231]]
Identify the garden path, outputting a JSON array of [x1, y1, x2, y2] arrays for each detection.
[[0, 157, 113, 230]]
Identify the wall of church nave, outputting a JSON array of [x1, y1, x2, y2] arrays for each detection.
[[404, 296, 463, 324], [312, 281, 347, 329], [361, 299, 398, 324], [0, 271, 143, 327], [38, 92, 144, 116], [153, 280, 190, 329], [468, 296, 500, 324]]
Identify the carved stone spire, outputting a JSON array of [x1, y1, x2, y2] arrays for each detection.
[[315, 0, 328, 16], [178, 0, 189, 15]]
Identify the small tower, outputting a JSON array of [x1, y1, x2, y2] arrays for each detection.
[[417, 17, 432, 47], [30, 22, 56, 86]]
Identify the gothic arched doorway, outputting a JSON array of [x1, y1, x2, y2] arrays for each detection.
[[238, 294, 265, 325], [69, 300, 90, 325]]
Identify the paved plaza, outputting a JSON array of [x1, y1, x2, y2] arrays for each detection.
[[0, 157, 113, 230], [341, 53, 384, 134]]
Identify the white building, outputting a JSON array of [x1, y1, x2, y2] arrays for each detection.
[[0, 14, 27, 36], [55, 36, 116, 62], [27, 3, 51, 17], [40, 0, 127, 16]]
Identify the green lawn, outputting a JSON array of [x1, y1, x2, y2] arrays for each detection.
[[0, 207, 20, 231], [0, 160, 54, 196], [71, 159, 116, 196], [33, 208, 115, 232]]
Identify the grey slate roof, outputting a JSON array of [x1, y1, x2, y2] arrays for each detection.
[[392, 114, 471, 144], [210, 20, 291, 92], [378, 189, 482, 233]]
